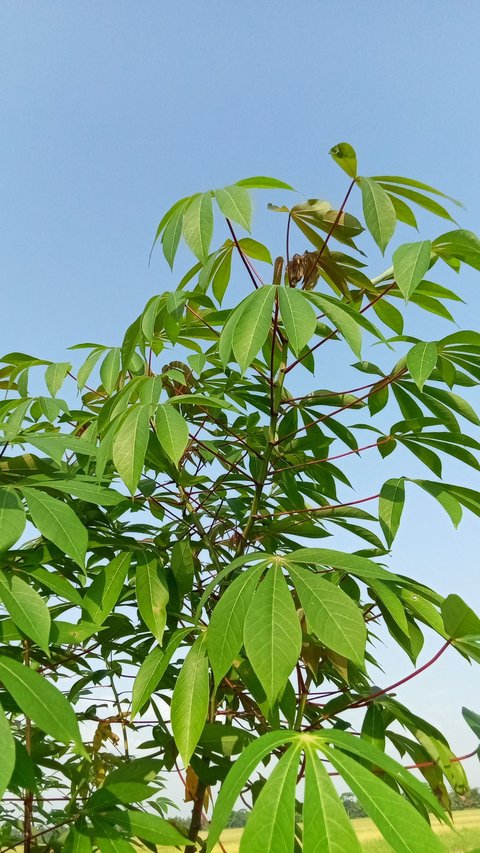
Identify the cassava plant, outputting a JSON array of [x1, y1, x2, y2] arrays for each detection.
[[1, 142, 480, 852]]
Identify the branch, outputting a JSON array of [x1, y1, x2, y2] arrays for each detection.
[[225, 218, 261, 289], [275, 369, 405, 445], [285, 281, 397, 373], [270, 436, 391, 477], [327, 748, 479, 778], [345, 640, 452, 711], [253, 492, 380, 520]]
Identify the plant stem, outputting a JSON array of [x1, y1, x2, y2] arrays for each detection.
[[235, 333, 287, 556], [225, 218, 261, 289], [179, 484, 223, 573], [185, 779, 208, 853], [109, 668, 129, 757], [294, 674, 312, 730], [301, 178, 356, 290], [23, 641, 33, 853]]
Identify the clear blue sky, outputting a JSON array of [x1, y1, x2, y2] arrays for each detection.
[[1, 0, 479, 791]]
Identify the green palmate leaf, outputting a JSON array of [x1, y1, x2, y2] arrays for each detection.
[[308, 294, 362, 359], [32, 479, 124, 506], [121, 315, 141, 371], [238, 237, 273, 264], [155, 403, 189, 466], [131, 629, 190, 718], [63, 820, 93, 853], [0, 570, 50, 653], [278, 287, 317, 356], [25, 433, 97, 463], [406, 341, 438, 391], [206, 730, 299, 852], [413, 480, 463, 527], [22, 488, 88, 568], [211, 247, 233, 303], [170, 633, 209, 765], [182, 192, 214, 264], [87, 782, 156, 809], [100, 347, 121, 395], [462, 706, 480, 740], [232, 285, 276, 373], [77, 348, 104, 390], [91, 818, 137, 852], [166, 392, 230, 409], [373, 175, 463, 207], [195, 554, 272, 619], [83, 552, 132, 624], [329, 142, 358, 179], [379, 478, 405, 547], [361, 703, 386, 753], [318, 729, 449, 823], [135, 553, 169, 644], [243, 566, 302, 707], [303, 743, 361, 852], [360, 177, 396, 253], [159, 198, 190, 269], [199, 722, 253, 756], [281, 548, 399, 582], [320, 744, 443, 852], [235, 175, 295, 190], [378, 184, 456, 222], [112, 404, 150, 494], [0, 700, 15, 799], [393, 240, 432, 301], [239, 741, 302, 853], [171, 539, 195, 597], [45, 361, 71, 397], [0, 487, 25, 551], [372, 298, 404, 334], [218, 290, 256, 366], [215, 185, 252, 231], [102, 810, 188, 846], [207, 564, 263, 686], [442, 594, 480, 639], [433, 229, 480, 271], [0, 656, 83, 750], [387, 193, 418, 229], [368, 580, 409, 636], [413, 730, 468, 796], [102, 757, 163, 786], [288, 564, 366, 666]]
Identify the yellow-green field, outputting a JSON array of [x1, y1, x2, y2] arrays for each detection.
[[193, 808, 480, 852]]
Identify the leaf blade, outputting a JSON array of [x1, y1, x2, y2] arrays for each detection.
[[243, 566, 302, 707], [182, 192, 214, 264], [278, 287, 317, 356], [22, 488, 88, 569], [0, 570, 51, 653], [171, 634, 209, 765], [393, 240, 432, 301], [215, 185, 252, 231], [360, 177, 396, 253], [0, 656, 83, 750], [288, 564, 366, 666]]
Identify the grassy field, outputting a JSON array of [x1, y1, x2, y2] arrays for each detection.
[[190, 808, 480, 852]]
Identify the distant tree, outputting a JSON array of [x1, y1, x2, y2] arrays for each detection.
[[450, 787, 480, 810], [227, 809, 249, 828], [341, 793, 367, 819]]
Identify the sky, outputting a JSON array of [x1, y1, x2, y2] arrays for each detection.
[[1, 0, 480, 800]]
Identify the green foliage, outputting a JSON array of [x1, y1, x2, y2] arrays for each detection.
[[1, 144, 480, 851]]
